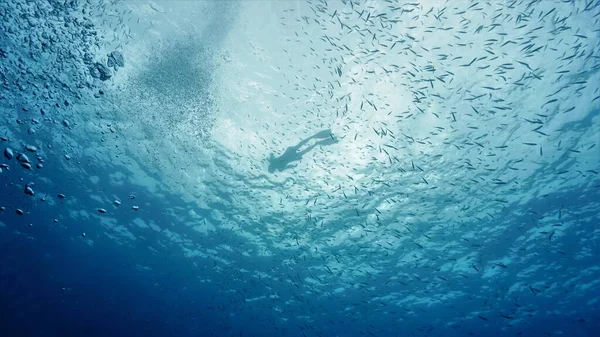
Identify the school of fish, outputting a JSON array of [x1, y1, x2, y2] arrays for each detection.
[[0, 0, 599, 336]]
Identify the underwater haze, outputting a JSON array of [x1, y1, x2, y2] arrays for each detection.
[[0, 0, 599, 336]]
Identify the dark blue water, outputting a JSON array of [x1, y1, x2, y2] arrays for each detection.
[[1, 0, 599, 336]]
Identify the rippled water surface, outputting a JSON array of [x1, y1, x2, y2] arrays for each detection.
[[0, 1, 599, 336]]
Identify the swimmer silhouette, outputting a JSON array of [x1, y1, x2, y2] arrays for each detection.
[[268, 129, 337, 173]]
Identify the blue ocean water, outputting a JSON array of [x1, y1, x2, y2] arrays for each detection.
[[1, 0, 599, 336]]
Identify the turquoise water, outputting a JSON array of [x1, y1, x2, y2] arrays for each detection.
[[0, 1, 599, 336]]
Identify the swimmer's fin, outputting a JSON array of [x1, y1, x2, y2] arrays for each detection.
[[317, 137, 338, 146], [313, 129, 332, 139]]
